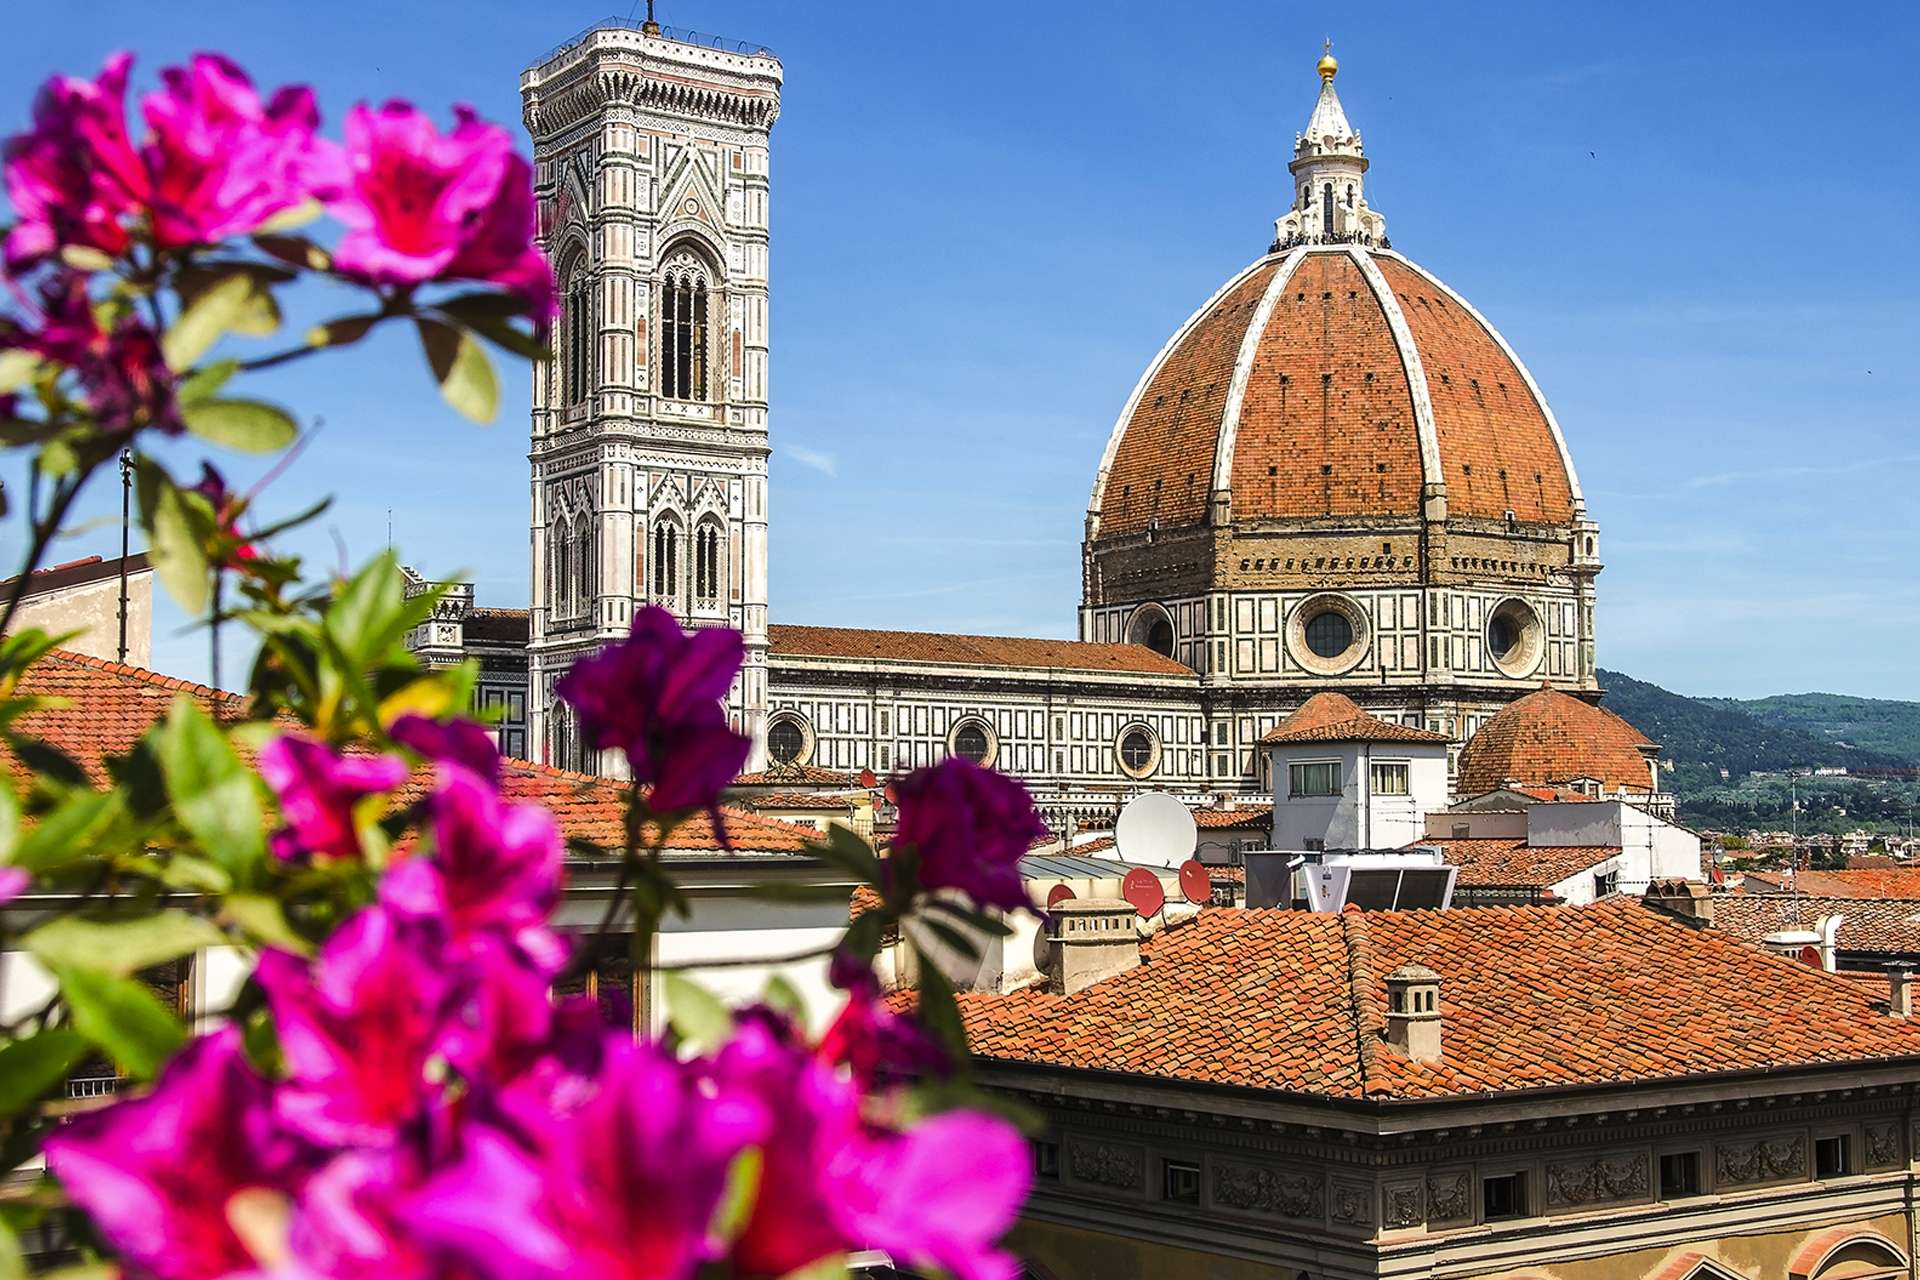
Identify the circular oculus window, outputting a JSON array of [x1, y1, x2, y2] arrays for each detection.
[[1486, 598, 1545, 678], [765, 714, 811, 765], [1125, 604, 1177, 658], [949, 718, 996, 767], [1116, 725, 1161, 779], [1287, 593, 1369, 675]]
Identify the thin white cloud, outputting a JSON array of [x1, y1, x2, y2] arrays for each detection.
[[784, 445, 838, 479], [1682, 452, 1920, 491]]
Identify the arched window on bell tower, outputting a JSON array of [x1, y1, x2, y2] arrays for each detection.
[[558, 252, 592, 407], [1322, 183, 1334, 237], [651, 519, 681, 606], [660, 250, 711, 402], [694, 519, 723, 606]]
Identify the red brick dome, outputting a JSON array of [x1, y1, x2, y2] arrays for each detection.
[[1087, 245, 1582, 539], [1455, 686, 1656, 796]]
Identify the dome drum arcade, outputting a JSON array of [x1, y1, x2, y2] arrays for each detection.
[[1081, 47, 1603, 763]]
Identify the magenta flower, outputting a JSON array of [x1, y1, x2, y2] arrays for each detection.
[[817, 984, 950, 1088], [258, 732, 407, 861], [1, 52, 142, 268], [256, 908, 451, 1146], [380, 762, 564, 971], [409, 1036, 760, 1280], [44, 1028, 306, 1280], [0, 866, 27, 906], [890, 758, 1048, 913], [554, 607, 752, 820], [391, 712, 502, 783], [831, 1111, 1031, 1280], [139, 53, 323, 248], [314, 101, 553, 317], [268, 1148, 454, 1280], [1, 272, 179, 432]]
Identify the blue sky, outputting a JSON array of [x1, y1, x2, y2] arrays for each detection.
[[4, 1, 1917, 699]]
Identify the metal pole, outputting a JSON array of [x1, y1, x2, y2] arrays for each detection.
[[116, 449, 132, 664]]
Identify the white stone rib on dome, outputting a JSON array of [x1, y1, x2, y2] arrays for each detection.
[[1372, 248, 1587, 512], [1208, 247, 1307, 500], [1085, 254, 1278, 536]]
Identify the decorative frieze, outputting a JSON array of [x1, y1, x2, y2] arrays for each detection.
[[1865, 1123, 1900, 1169], [1383, 1180, 1423, 1229], [1425, 1169, 1472, 1225], [1715, 1136, 1805, 1186], [1212, 1160, 1323, 1220], [1545, 1152, 1648, 1208], [1329, 1178, 1375, 1228], [1067, 1137, 1143, 1191]]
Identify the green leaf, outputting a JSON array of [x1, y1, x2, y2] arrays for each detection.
[[708, 1146, 763, 1248], [0, 350, 39, 394], [761, 974, 807, 1022], [0, 770, 17, 866], [57, 245, 115, 272], [0, 1030, 89, 1116], [305, 314, 379, 350], [663, 971, 733, 1055], [25, 910, 227, 977], [156, 694, 266, 876], [917, 915, 983, 963], [182, 398, 298, 454], [224, 893, 311, 954], [164, 270, 278, 371], [176, 358, 239, 407], [5, 734, 89, 789], [0, 626, 80, 679], [136, 459, 212, 615], [57, 965, 186, 1080], [0, 1216, 22, 1280], [416, 319, 498, 423], [911, 947, 969, 1062], [255, 198, 321, 234], [8, 789, 120, 872], [253, 232, 332, 271], [807, 825, 881, 883]]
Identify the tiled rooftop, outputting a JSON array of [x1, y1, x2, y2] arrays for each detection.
[[8, 651, 813, 856], [768, 624, 1194, 677], [731, 762, 860, 787], [1415, 835, 1620, 889], [1740, 868, 1920, 899], [955, 899, 1920, 1100], [1712, 894, 1920, 956], [1260, 692, 1450, 745], [1192, 804, 1273, 830], [1455, 685, 1655, 796]]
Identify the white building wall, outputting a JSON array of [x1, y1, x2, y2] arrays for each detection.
[[1268, 740, 1448, 850]]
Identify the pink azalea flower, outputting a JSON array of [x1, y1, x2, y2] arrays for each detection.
[[256, 908, 451, 1146], [817, 983, 951, 1088], [258, 732, 407, 861], [1, 272, 179, 432], [0, 866, 27, 906], [44, 1028, 307, 1280], [315, 101, 553, 317], [390, 713, 501, 783], [139, 53, 323, 248], [890, 758, 1048, 914], [553, 607, 752, 822], [379, 762, 564, 971], [408, 1036, 760, 1280], [272, 1149, 453, 1280], [1, 52, 142, 268]]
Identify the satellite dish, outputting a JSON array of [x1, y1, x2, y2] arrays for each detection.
[[1045, 883, 1076, 908], [1115, 792, 1197, 869], [858, 768, 877, 789], [1122, 867, 1165, 918], [1798, 944, 1822, 968], [1178, 859, 1211, 905]]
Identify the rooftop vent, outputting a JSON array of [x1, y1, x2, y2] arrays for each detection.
[[1043, 899, 1140, 996], [1642, 878, 1714, 928], [1383, 964, 1442, 1062], [1891, 964, 1915, 1018]]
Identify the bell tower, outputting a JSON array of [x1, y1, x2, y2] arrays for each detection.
[[521, 19, 782, 772]]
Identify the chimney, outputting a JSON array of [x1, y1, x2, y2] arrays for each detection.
[[1044, 899, 1140, 996], [1383, 964, 1443, 1063], [1642, 878, 1715, 928], [1890, 964, 1915, 1018]]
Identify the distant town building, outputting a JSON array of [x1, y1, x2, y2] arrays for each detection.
[[0, 554, 150, 668]]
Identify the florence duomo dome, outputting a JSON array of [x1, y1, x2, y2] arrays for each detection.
[[1081, 49, 1602, 752]]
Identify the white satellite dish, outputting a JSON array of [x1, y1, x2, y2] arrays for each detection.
[[1115, 791, 1197, 869]]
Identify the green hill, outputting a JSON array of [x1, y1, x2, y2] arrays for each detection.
[[1595, 669, 1910, 775], [1703, 691, 1920, 763]]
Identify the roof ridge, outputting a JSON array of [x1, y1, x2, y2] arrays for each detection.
[[43, 647, 243, 703], [1339, 909, 1383, 1097]]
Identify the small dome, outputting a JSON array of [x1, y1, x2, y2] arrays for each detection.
[[1317, 50, 1339, 81], [1089, 246, 1581, 539], [1455, 687, 1657, 796]]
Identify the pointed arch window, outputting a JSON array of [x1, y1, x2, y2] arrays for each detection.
[[694, 520, 722, 605], [660, 251, 710, 402], [1322, 183, 1334, 236], [563, 267, 592, 406], [651, 521, 680, 602], [553, 520, 573, 617]]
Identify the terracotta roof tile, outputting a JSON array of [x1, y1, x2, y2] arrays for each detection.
[[768, 625, 1192, 677], [957, 900, 1920, 1100], [739, 791, 860, 812], [1261, 692, 1450, 744], [1192, 804, 1272, 830], [732, 762, 860, 787], [1455, 686, 1655, 795]]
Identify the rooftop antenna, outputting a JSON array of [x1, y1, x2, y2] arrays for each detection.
[[116, 448, 133, 664], [641, 0, 661, 35]]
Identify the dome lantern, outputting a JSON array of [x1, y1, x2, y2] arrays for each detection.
[[1275, 46, 1387, 251]]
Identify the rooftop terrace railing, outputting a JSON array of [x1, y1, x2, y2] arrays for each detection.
[[526, 16, 777, 71]]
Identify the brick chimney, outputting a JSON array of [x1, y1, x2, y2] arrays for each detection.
[[1642, 878, 1715, 928], [1383, 964, 1442, 1063], [1044, 899, 1140, 996], [1891, 964, 1915, 1018]]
